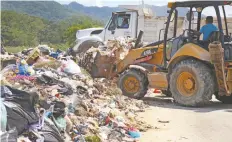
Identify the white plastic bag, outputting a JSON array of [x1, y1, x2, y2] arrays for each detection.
[[59, 60, 81, 75]]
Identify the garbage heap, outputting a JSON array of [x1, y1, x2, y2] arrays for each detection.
[[79, 37, 135, 78], [0, 44, 152, 142]]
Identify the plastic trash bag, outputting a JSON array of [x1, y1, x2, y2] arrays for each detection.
[[0, 99, 7, 131], [1, 86, 12, 98], [4, 101, 39, 135], [0, 127, 18, 142], [53, 101, 66, 118], [50, 50, 62, 59], [0, 64, 17, 75], [2, 86, 39, 134], [53, 116, 66, 132], [36, 75, 73, 95], [58, 60, 81, 75], [18, 64, 30, 76], [27, 66, 35, 75], [40, 119, 64, 142], [17, 59, 35, 76], [3, 86, 39, 112]]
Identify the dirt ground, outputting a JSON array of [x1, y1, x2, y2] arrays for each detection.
[[138, 94, 232, 142]]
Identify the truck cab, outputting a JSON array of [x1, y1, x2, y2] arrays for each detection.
[[72, 5, 191, 54], [72, 5, 163, 53], [103, 10, 138, 41]]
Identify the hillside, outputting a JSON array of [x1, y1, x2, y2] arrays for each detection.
[[1, 1, 189, 47], [1, 1, 189, 23], [66, 2, 189, 22], [1, 11, 102, 47], [65, 2, 121, 22], [1, 11, 47, 46], [1, 1, 79, 21]]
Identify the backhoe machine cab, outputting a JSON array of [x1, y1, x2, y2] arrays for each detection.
[[119, 1, 232, 106]]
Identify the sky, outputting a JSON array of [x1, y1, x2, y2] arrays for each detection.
[[56, 0, 168, 7], [56, 0, 232, 17]]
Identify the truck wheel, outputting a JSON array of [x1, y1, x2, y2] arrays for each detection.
[[216, 94, 232, 104], [170, 59, 216, 107], [118, 69, 148, 99], [77, 40, 103, 53]]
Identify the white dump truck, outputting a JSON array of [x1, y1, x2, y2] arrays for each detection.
[[72, 5, 193, 53]]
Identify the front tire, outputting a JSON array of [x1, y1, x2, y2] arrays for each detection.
[[77, 40, 103, 53], [170, 59, 216, 107], [118, 69, 148, 99]]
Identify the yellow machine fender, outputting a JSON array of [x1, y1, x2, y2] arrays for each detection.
[[168, 43, 211, 69], [128, 65, 149, 74]]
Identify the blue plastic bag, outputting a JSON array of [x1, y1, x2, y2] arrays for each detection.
[[128, 130, 141, 138], [18, 64, 30, 76], [50, 52, 59, 59]]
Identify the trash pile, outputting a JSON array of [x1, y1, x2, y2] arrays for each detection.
[[0, 44, 152, 142], [88, 37, 135, 60], [79, 37, 135, 78]]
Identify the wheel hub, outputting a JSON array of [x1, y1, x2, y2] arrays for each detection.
[[123, 76, 140, 94], [177, 72, 197, 97], [184, 79, 194, 90]]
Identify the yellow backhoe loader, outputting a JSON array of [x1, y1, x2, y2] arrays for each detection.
[[80, 1, 232, 107]]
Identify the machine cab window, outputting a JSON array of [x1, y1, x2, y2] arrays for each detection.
[[164, 1, 232, 62]]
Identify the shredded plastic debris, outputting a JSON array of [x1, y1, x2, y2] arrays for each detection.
[[0, 43, 152, 142]]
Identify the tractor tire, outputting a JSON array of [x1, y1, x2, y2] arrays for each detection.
[[118, 69, 148, 99], [216, 94, 232, 104], [170, 59, 216, 107]]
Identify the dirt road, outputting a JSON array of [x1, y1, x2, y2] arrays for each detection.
[[138, 94, 232, 142]]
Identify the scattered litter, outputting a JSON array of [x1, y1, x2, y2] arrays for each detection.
[[0, 43, 151, 141], [158, 120, 170, 123]]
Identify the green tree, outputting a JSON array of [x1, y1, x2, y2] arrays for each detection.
[[1, 10, 103, 47], [64, 25, 81, 47]]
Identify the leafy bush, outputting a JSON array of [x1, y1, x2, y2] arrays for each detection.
[[1, 11, 103, 47]]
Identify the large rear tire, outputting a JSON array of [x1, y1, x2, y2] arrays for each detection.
[[170, 59, 216, 107], [118, 69, 148, 99]]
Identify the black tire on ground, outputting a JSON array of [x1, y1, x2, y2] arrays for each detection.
[[161, 90, 172, 97], [118, 69, 148, 99], [170, 59, 216, 107], [216, 94, 232, 104]]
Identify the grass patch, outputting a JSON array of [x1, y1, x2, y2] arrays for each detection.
[[5, 44, 70, 53], [5, 46, 27, 53]]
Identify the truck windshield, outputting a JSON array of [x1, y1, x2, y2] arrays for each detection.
[[105, 16, 113, 30]]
